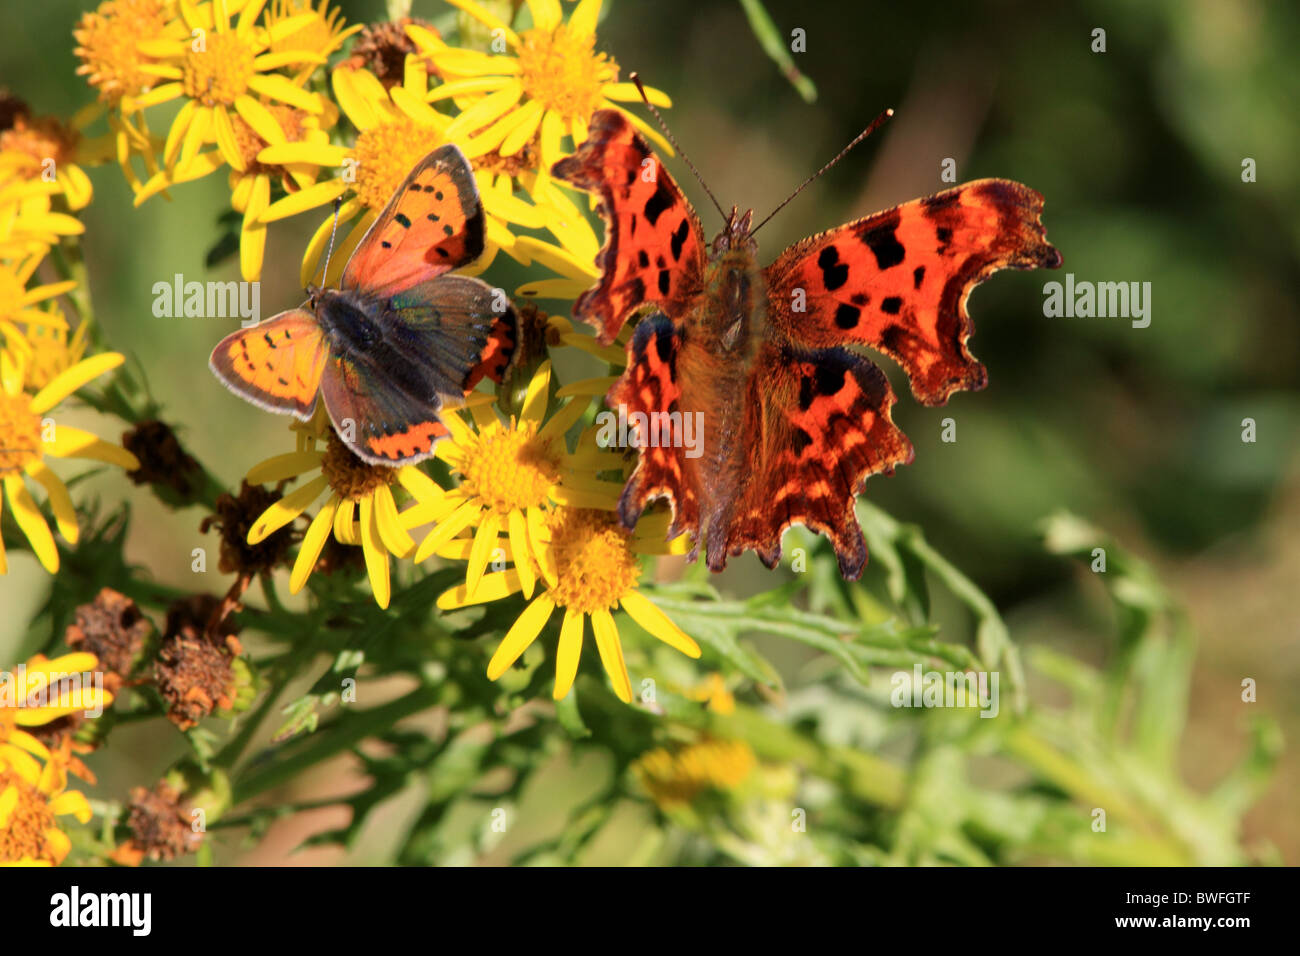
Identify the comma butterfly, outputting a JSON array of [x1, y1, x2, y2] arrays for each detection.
[[210, 145, 517, 466], [553, 108, 1061, 578]]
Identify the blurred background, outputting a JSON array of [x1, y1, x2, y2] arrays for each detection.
[[2, 0, 1297, 862]]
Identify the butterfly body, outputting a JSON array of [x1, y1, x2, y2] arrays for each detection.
[[211, 145, 517, 466], [555, 109, 1061, 578]]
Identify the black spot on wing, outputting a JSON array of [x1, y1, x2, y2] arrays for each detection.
[[913, 266, 926, 289], [643, 180, 674, 227], [670, 219, 690, 260], [881, 296, 902, 315], [834, 303, 860, 329], [657, 269, 670, 295], [816, 246, 849, 291], [922, 191, 960, 211], [394, 212, 411, 228], [814, 362, 847, 397], [859, 218, 905, 270], [791, 427, 813, 456]]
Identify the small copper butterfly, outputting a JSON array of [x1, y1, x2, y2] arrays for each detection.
[[209, 145, 517, 465]]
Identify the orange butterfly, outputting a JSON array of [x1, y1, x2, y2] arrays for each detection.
[[210, 145, 517, 465]]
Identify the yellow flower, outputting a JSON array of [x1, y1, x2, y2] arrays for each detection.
[[4, 311, 91, 397], [265, 0, 360, 81], [0, 652, 114, 755], [437, 502, 701, 704], [262, 60, 548, 288], [0, 350, 139, 574], [242, 406, 448, 609], [73, 0, 179, 106], [0, 168, 85, 260], [0, 652, 107, 866], [687, 673, 736, 715], [221, 98, 339, 280], [633, 737, 756, 810], [130, 0, 331, 201], [0, 249, 79, 356], [410, 0, 673, 176], [0, 108, 112, 212], [410, 359, 615, 597], [0, 739, 94, 866]]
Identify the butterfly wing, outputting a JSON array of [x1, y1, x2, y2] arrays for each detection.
[[611, 314, 700, 539], [208, 308, 328, 420], [317, 277, 518, 465], [552, 109, 708, 344], [720, 344, 913, 579], [613, 316, 913, 579], [763, 179, 1062, 405], [341, 144, 486, 299]]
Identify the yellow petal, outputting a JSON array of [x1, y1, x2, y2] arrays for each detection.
[[24, 462, 77, 543], [498, 100, 543, 157], [525, 0, 563, 33], [290, 497, 337, 593], [257, 142, 350, 166], [619, 589, 701, 658], [331, 67, 379, 131], [465, 510, 502, 598], [444, 81, 523, 142], [5, 475, 58, 573], [443, 0, 519, 46], [247, 73, 322, 113], [520, 359, 552, 424], [262, 177, 349, 223], [438, 568, 522, 609], [553, 607, 584, 699], [41, 425, 139, 470], [29, 353, 123, 415], [248, 473, 328, 544], [413, 500, 480, 563], [212, 105, 245, 172], [508, 508, 535, 599], [333, 496, 359, 544], [486, 593, 555, 679], [591, 608, 632, 703], [234, 94, 286, 145], [604, 82, 672, 108], [373, 483, 415, 558], [359, 495, 391, 608], [245, 450, 322, 485]]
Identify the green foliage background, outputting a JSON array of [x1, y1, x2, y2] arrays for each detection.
[[1, 0, 1295, 864]]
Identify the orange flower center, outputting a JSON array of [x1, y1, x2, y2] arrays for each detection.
[[182, 30, 257, 107], [0, 116, 79, 169], [545, 508, 640, 613], [231, 104, 307, 174], [321, 430, 394, 500], [458, 420, 560, 516], [0, 770, 59, 864], [0, 390, 41, 475], [73, 0, 173, 103], [351, 114, 441, 211], [517, 24, 617, 122]]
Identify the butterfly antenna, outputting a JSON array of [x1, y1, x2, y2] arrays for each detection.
[[316, 196, 344, 286], [751, 108, 894, 236], [630, 73, 727, 223]]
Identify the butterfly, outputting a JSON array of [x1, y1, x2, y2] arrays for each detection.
[[210, 144, 517, 466], [553, 108, 1061, 579]]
